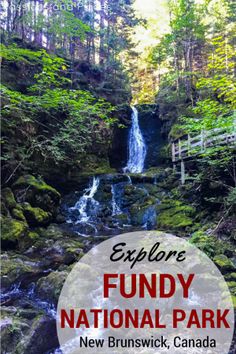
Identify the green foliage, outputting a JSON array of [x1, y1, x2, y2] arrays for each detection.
[[48, 9, 91, 39], [0, 44, 44, 63], [31, 56, 70, 92], [225, 187, 236, 211], [1, 44, 116, 181], [1, 44, 71, 91], [180, 36, 236, 133], [1, 84, 115, 166]]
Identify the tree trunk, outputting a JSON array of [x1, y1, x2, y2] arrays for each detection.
[[99, 0, 105, 66]]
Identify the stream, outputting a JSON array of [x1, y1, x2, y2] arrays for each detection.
[[1, 106, 158, 353], [1, 107, 235, 354], [55, 105, 156, 353]]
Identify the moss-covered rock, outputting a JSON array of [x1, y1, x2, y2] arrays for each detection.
[[22, 203, 52, 226], [13, 175, 61, 214], [158, 212, 193, 231], [123, 185, 147, 206], [213, 255, 235, 273], [35, 271, 68, 304], [13, 175, 60, 196], [129, 196, 157, 227], [1, 254, 39, 290], [1, 187, 17, 209], [190, 231, 235, 258], [11, 205, 26, 222], [1, 216, 28, 248], [157, 199, 195, 235], [94, 184, 112, 202], [225, 272, 236, 282], [1, 201, 9, 216], [0, 314, 30, 353], [226, 281, 236, 291], [15, 314, 58, 354], [115, 213, 130, 226]]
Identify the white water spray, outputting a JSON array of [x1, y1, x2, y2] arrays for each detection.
[[70, 177, 100, 223], [125, 106, 147, 173], [111, 185, 122, 216]]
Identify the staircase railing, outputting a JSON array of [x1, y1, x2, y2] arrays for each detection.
[[171, 124, 236, 184], [172, 127, 236, 163]]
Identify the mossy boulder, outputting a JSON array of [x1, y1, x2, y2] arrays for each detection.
[[94, 184, 112, 202], [158, 212, 193, 231], [115, 213, 130, 226], [1, 201, 9, 216], [1, 188, 17, 210], [1, 216, 28, 248], [35, 271, 68, 304], [190, 231, 234, 258], [225, 273, 236, 282], [213, 255, 235, 273], [1, 254, 39, 291], [11, 205, 26, 222], [22, 203, 52, 226], [129, 197, 157, 227], [13, 175, 61, 214], [0, 314, 30, 353], [36, 224, 65, 239], [123, 185, 147, 206], [15, 314, 58, 354], [157, 199, 195, 235]]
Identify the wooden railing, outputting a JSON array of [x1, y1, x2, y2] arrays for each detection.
[[172, 127, 236, 163]]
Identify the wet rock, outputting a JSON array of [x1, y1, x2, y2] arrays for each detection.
[[129, 196, 157, 227], [22, 203, 52, 226], [1, 254, 40, 291], [17, 308, 41, 320], [140, 183, 163, 198], [95, 184, 112, 202], [23, 227, 85, 268], [115, 213, 129, 226], [35, 271, 68, 304], [15, 314, 58, 354], [55, 213, 66, 223], [123, 185, 147, 206], [1, 314, 30, 354], [37, 224, 66, 240]]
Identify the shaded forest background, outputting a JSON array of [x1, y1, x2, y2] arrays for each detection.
[[1, 0, 236, 232], [1, 0, 236, 178], [1, 2, 236, 351]]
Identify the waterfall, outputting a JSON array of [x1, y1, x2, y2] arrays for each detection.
[[111, 185, 122, 216], [124, 106, 147, 173], [69, 177, 100, 223]]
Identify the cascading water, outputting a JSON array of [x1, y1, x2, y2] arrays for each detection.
[[111, 184, 122, 216], [124, 106, 147, 173], [66, 177, 101, 236], [69, 176, 100, 223]]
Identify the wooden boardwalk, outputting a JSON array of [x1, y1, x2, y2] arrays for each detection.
[[171, 127, 236, 184]]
